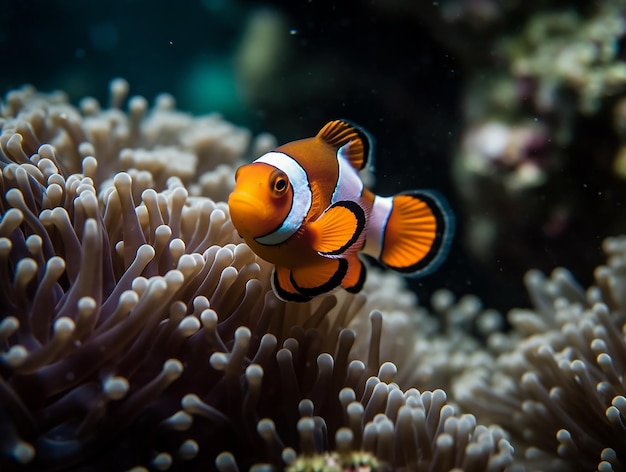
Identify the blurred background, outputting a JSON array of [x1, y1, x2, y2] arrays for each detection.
[[2, 0, 625, 313]]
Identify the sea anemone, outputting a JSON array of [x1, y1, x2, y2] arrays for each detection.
[[456, 236, 626, 471], [1, 80, 513, 470]]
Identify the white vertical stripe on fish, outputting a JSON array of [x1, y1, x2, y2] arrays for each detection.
[[362, 195, 393, 259], [331, 145, 364, 204], [253, 152, 312, 245]]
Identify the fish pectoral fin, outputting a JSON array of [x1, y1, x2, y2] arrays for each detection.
[[272, 266, 311, 303], [291, 257, 347, 297], [317, 119, 373, 170], [309, 201, 366, 256], [380, 190, 454, 277], [342, 257, 367, 294]]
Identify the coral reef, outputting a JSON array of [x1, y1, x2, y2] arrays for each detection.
[[0, 81, 513, 471], [455, 1, 626, 283], [5, 2, 626, 470], [373, 1, 626, 300], [455, 1, 626, 282]]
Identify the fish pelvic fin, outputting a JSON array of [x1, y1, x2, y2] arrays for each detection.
[[378, 190, 454, 277], [342, 256, 367, 293], [291, 257, 347, 298], [272, 266, 311, 303], [317, 119, 374, 171], [272, 258, 350, 302]]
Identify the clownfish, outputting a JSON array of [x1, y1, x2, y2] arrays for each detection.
[[228, 119, 454, 302]]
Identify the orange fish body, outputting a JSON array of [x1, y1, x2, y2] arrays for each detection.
[[228, 120, 454, 302]]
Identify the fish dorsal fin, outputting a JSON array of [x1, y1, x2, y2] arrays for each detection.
[[309, 201, 366, 255], [317, 119, 373, 170]]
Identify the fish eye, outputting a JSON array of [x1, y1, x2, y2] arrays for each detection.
[[275, 178, 287, 192], [270, 171, 289, 196]]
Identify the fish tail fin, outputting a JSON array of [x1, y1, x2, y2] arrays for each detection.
[[367, 190, 454, 277]]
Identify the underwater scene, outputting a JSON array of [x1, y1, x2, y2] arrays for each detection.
[[2, 0, 626, 470]]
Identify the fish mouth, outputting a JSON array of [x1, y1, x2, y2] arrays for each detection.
[[228, 192, 267, 220]]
